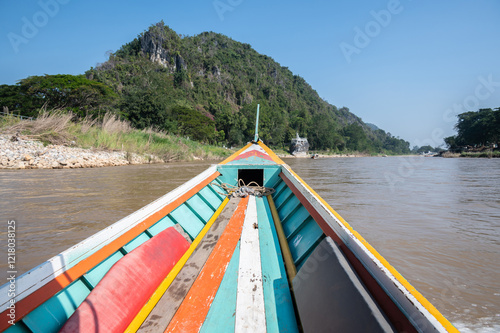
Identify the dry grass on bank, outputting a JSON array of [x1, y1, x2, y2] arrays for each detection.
[[0, 111, 232, 162]]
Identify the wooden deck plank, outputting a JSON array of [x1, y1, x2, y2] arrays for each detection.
[[136, 198, 240, 333], [199, 243, 240, 333], [164, 197, 249, 333], [235, 196, 266, 332]]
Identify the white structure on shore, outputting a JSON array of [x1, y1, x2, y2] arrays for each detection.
[[290, 133, 309, 157]]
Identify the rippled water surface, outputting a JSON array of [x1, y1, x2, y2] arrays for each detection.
[[1, 157, 499, 331]]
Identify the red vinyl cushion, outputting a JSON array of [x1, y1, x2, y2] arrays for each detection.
[[60, 226, 190, 333]]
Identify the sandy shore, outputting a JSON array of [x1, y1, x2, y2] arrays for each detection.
[[0, 135, 163, 169]]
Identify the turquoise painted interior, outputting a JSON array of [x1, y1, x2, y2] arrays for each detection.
[[6, 181, 225, 333], [7, 164, 327, 332], [271, 176, 326, 270]]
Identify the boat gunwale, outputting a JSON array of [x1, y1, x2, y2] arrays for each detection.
[[280, 164, 458, 333], [0, 165, 220, 327]]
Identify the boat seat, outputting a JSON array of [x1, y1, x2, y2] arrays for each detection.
[[59, 225, 190, 333], [293, 237, 395, 333]]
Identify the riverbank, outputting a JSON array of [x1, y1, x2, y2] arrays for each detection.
[[440, 151, 500, 158], [273, 147, 372, 158], [0, 112, 233, 169], [277, 152, 378, 158], [0, 134, 161, 169]]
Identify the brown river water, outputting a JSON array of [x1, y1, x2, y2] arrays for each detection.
[[1, 157, 499, 332]]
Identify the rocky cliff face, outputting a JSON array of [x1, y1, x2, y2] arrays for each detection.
[[140, 22, 186, 73], [141, 29, 170, 67]]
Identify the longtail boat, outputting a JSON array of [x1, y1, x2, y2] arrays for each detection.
[[0, 107, 458, 332]]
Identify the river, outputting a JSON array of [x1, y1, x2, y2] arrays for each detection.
[[1, 157, 499, 332]]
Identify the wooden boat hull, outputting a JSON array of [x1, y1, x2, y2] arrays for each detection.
[[0, 141, 458, 332]]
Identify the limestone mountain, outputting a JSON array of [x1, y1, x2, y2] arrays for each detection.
[[0, 21, 410, 154]]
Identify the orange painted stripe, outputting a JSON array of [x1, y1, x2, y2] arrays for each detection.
[[219, 143, 252, 164], [0, 172, 220, 331], [165, 197, 249, 333], [257, 141, 285, 164]]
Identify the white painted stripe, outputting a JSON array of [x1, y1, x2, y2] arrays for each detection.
[[0, 165, 218, 312], [235, 196, 266, 332]]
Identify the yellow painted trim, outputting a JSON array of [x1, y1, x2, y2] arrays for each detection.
[[282, 166, 459, 332], [257, 141, 285, 164], [124, 197, 230, 333], [267, 195, 297, 280], [219, 143, 252, 164]]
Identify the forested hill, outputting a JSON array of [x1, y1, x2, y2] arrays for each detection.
[[0, 21, 410, 154]]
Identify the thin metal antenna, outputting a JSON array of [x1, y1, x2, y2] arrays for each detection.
[[254, 104, 260, 142]]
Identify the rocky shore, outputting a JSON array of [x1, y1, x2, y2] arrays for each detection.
[[0, 135, 163, 169]]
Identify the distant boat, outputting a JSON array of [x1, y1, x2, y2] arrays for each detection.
[[0, 107, 458, 333]]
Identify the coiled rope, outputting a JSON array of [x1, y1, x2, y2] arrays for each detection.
[[212, 179, 275, 198]]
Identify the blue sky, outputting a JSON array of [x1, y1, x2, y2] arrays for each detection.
[[1, 0, 499, 147]]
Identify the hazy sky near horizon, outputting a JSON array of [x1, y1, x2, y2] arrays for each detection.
[[1, 0, 499, 147]]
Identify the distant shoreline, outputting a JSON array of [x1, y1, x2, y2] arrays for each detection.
[[278, 153, 369, 159], [440, 151, 500, 158], [3, 132, 497, 171]]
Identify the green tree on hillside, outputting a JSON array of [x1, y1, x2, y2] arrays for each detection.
[[122, 88, 171, 130], [343, 123, 369, 151], [171, 106, 221, 143]]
